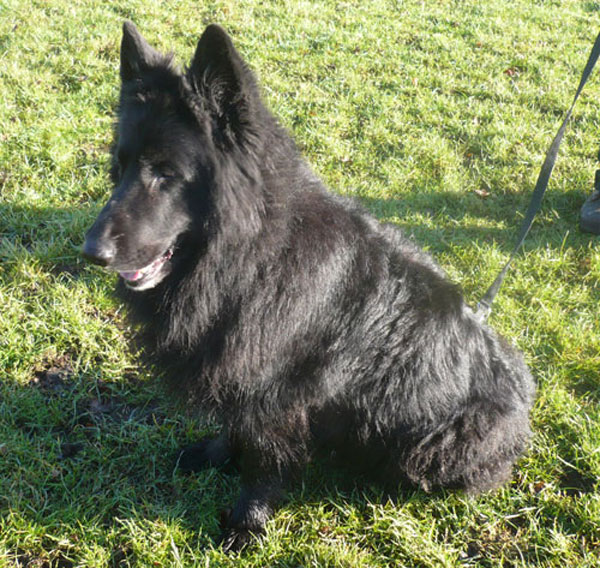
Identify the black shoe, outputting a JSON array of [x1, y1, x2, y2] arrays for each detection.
[[580, 170, 600, 234]]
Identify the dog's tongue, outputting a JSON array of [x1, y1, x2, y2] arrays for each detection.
[[119, 269, 142, 282], [118, 251, 172, 283]]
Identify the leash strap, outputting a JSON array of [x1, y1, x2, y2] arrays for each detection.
[[476, 30, 600, 321]]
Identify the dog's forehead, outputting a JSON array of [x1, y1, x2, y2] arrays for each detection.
[[118, 97, 200, 165]]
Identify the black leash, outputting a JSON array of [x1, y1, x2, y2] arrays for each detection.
[[476, 30, 600, 321]]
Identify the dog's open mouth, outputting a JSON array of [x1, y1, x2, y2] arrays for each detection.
[[119, 248, 173, 290]]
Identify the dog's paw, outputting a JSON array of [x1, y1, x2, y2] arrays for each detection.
[[218, 527, 259, 553], [176, 435, 233, 472]]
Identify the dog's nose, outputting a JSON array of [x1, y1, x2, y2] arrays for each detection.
[[82, 238, 116, 267]]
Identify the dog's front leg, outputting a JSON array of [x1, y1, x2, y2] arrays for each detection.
[[217, 405, 309, 552], [218, 442, 288, 553], [218, 477, 282, 552], [176, 429, 237, 472]]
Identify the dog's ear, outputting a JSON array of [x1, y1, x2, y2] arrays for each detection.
[[188, 25, 258, 137], [120, 21, 162, 81]]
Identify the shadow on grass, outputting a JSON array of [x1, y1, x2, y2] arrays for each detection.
[[2, 355, 440, 565], [359, 186, 591, 255]]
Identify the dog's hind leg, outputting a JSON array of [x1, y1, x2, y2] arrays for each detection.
[[400, 398, 532, 494]]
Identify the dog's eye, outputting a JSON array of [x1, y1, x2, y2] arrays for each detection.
[[151, 167, 176, 189], [151, 173, 175, 191]]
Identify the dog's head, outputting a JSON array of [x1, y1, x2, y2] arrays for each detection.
[[82, 22, 263, 290]]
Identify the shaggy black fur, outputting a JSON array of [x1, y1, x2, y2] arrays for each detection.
[[82, 22, 535, 552]]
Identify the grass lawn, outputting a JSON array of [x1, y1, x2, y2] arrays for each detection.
[[1, 0, 599, 566]]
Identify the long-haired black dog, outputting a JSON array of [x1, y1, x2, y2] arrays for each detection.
[[83, 22, 535, 551]]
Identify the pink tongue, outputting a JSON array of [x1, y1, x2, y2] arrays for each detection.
[[119, 269, 142, 282]]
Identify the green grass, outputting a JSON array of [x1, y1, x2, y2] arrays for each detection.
[[1, 0, 600, 566]]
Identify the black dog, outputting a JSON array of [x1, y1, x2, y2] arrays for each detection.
[[83, 22, 535, 551]]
